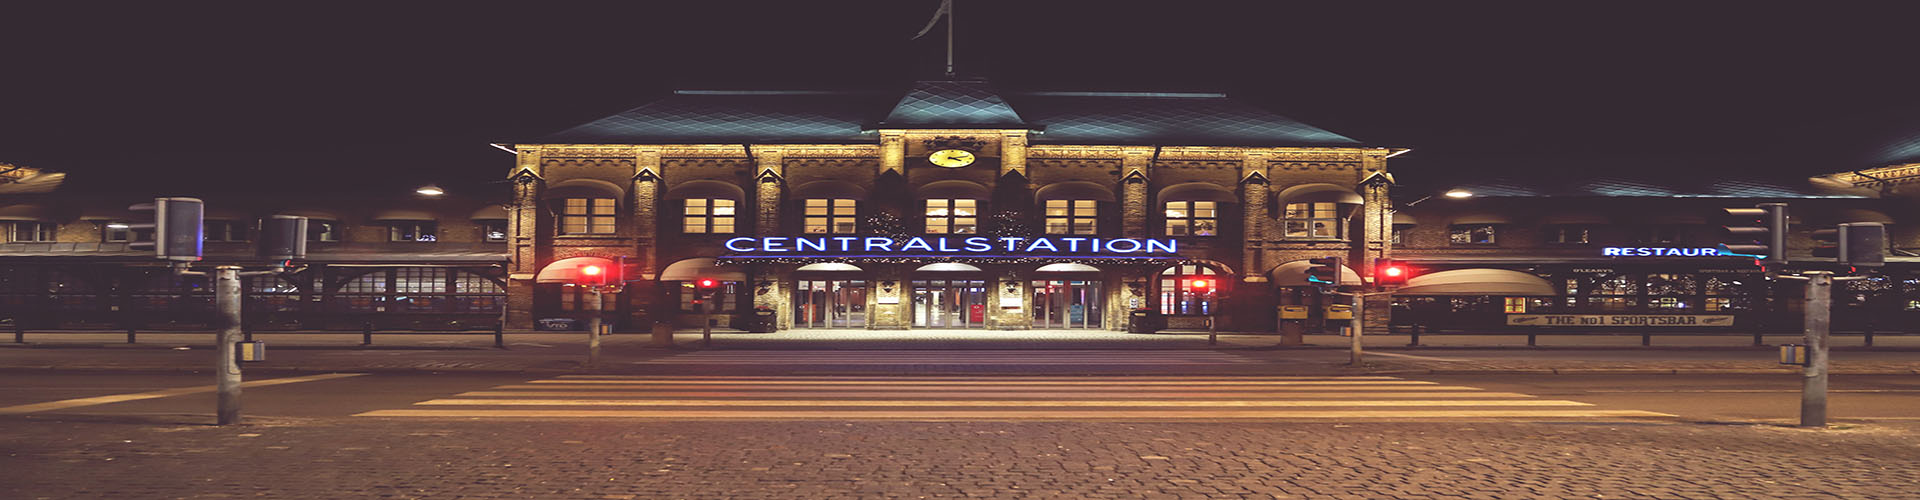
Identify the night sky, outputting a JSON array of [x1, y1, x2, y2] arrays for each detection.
[[5, 1, 1917, 198]]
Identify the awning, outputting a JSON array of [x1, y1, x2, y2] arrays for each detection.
[[1393, 268, 1556, 296], [371, 209, 437, 221], [1267, 260, 1362, 287], [659, 257, 746, 281], [0, 204, 53, 221], [470, 205, 509, 220], [78, 206, 135, 221], [1276, 183, 1363, 205], [1392, 212, 1417, 226], [1451, 213, 1513, 225], [1538, 213, 1611, 225], [915, 262, 982, 272], [536, 256, 618, 284], [795, 262, 862, 272], [1034, 262, 1101, 273]]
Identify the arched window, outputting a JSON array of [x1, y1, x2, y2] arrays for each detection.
[[804, 199, 858, 234], [1043, 200, 1096, 234], [1158, 183, 1234, 237], [1159, 264, 1219, 315], [549, 179, 625, 236], [668, 180, 744, 235], [925, 199, 978, 234]]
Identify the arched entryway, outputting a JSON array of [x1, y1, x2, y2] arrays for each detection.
[[910, 263, 988, 328], [792, 262, 867, 328], [1031, 262, 1104, 329]]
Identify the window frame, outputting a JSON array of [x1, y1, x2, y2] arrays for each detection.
[[482, 220, 509, 242], [682, 198, 737, 234], [803, 198, 859, 234], [924, 198, 979, 235], [1448, 224, 1497, 245], [561, 197, 618, 235], [1163, 200, 1218, 237], [8, 222, 55, 243], [1282, 202, 1345, 240], [388, 221, 439, 242], [1546, 224, 1592, 245], [1043, 199, 1098, 235], [1158, 264, 1220, 315], [308, 220, 341, 243], [203, 220, 249, 242]]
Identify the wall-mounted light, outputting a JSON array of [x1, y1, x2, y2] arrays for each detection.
[[1444, 189, 1474, 199], [416, 185, 446, 196]]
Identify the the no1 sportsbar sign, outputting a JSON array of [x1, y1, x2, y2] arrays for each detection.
[[723, 236, 1178, 258]]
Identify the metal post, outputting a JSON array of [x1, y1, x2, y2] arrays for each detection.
[[1350, 294, 1365, 365], [1753, 332, 1763, 347], [586, 287, 602, 367], [493, 321, 505, 349], [1802, 271, 1832, 428], [214, 266, 243, 426], [1207, 315, 1217, 345], [126, 326, 136, 344], [700, 296, 713, 347], [361, 321, 373, 345], [1527, 333, 1537, 347], [1641, 332, 1651, 346], [1407, 326, 1419, 347], [13, 322, 23, 343]]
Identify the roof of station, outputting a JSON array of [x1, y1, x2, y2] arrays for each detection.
[[1434, 174, 1871, 199], [532, 80, 1365, 148]]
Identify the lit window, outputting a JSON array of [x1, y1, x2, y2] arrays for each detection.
[[1503, 297, 1527, 314], [1283, 202, 1343, 239], [1448, 225, 1496, 245], [1164, 201, 1217, 236], [482, 220, 508, 242], [1705, 298, 1732, 312], [683, 199, 736, 234], [1548, 225, 1591, 244], [9, 222, 55, 242], [102, 222, 133, 243], [925, 199, 978, 234], [308, 220, 340, 242], [1391, 228, 1405, 245], [804, 199, 858, 234], [563, 198, 617, 235], [204, 220, 248, 242], [390, 221, 438, 242], [1158, 264, 1218, 315], [1044, 199, 1097, 235]]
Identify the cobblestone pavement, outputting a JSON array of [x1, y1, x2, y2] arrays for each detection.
[[1, 417, 1915, 499]]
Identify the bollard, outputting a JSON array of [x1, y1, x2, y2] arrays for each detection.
[[494, 321, 506, 349], [1207, 316, 1217, 345], [1641, 333, 1651, 346], [126, 326, 136, 344], [1864, 330, 1874, 347], [1407, 327, 1421, 347], [1754, 332, 1764, 347], [13, 322, 23, 344], [361, 321, 373, 345], [1527, 333, 1537, 347]]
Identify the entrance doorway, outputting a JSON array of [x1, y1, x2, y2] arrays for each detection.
[[911, 279, 987, 328], [1032, 280, 1103, 329], [794, 280, 867, 328]]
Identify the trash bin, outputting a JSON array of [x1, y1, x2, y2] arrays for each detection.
[[748, 309, 777, 333], [1127, 309, 1152, 333]]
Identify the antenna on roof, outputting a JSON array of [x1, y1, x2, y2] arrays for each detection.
[[911, 0, 956, 78]]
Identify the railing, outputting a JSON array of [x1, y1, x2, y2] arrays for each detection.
[[1395, 326, 1917, 347], [9, 321, 511, 349]]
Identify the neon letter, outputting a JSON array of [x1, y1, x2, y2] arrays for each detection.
[[963, 237, 992, 252], [795, 237, 826, 252], [1143, 239, 1177, 254], [724, 237, 757, 252], [833, 237, 858, 252], [901, 237, 934, 252], [1024, 238, 1059, 252], [865, 237, 894, 252], [1001, 237, 1025, 252], [762, 237, 788, 252], [1105, 238, 1143, 253]]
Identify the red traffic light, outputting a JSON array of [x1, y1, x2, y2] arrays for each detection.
[[1189, 278, 1211, 290], [580, 265, 603, 276], [1375, 259, 1410, 286], [695, 278, 720, 289]]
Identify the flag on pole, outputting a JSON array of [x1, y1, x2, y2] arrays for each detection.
[[912, 0, 952, 40]]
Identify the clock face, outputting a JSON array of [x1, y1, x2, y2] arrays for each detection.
[[928, 149, 977, 168]]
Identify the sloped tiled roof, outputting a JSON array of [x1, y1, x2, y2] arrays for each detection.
[[537, 91, 885, 144], [1444, 175, 1866, 199], [1008, 92, 1360, 147], [879, 80, 1025, 128], [530, 82, 1370, 147]]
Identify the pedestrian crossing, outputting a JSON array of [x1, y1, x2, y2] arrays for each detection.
[[630, 350, 1263, 365], [355, 375, 1676, 421]]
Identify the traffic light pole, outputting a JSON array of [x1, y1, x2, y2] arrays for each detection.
[[1350, 293, 1364, 365], [213, 266, 243, 425], [1801, 271, 1830, 428], [586, 287, 602, 367]]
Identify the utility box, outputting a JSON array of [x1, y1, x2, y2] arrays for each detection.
[[1127, 310, 1152, 333], [1779, 344, 1807, 366], [1326, 304, 1354, 321], [236, 341, 266, 362], [1279, 305, 1309, 320], [748, 309, 776, 333]]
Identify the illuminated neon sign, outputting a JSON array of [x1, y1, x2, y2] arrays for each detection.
[[723, 236, 1177, 257], [1601, 247, 1728, 257]]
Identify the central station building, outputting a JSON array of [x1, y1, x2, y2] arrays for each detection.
[[502, 80, 1399, 332]]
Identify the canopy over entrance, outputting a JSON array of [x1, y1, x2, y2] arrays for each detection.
[[536, 256, 618, 284], [795, 262, 863, 272], [1393, 268, 1556, 296], [660, 257, 747, 281], [1267, 259, 1362, 287]]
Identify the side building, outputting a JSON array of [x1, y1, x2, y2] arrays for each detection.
[[502, 81, 1401, 333]]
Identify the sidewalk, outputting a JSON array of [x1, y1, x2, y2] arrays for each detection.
[[0, 329, 1915, 376]]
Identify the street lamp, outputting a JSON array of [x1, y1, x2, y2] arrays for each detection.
[[415, 184, 446, 196]]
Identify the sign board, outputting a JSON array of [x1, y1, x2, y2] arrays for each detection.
[[724, 236, 1177, 258], [1601, 247, 1732, 257], [1506, 314, 1735, 327], [1325, 304, 1354, 320], [1279, 305, 1309, 319]]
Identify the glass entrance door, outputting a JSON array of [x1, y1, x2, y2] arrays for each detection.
[[1032, 280, 1103, 329], [794, 280, 867, 328], [911, 279, 987, 328]]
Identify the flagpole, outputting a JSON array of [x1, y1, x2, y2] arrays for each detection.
[[945, 0, 955, 77]]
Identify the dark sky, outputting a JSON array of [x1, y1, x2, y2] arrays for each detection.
[[5, 1, 1917, 198]]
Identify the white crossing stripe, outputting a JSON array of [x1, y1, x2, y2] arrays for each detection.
[[0, 373, 366, 415], [356, 375, 1676, 421], [630, 350, 1265, 365]]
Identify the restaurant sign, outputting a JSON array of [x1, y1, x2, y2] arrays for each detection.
[[1601, 247, 1731, 257], [1506, 314, 1736, 327]]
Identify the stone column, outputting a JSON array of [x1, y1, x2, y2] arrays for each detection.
[[753, 148, 785, 315], [1241, 151, 1271, 283], [631, 149, 662, 327], [1359, 152, 1394, 334], [870, 266, 908, 329], [1121, 149, 1153, 239], [504, 148, 546, 330], [994, 269, 1032, 330]]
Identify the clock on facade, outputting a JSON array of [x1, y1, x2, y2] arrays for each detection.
[[927, 149, 977, 168]]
